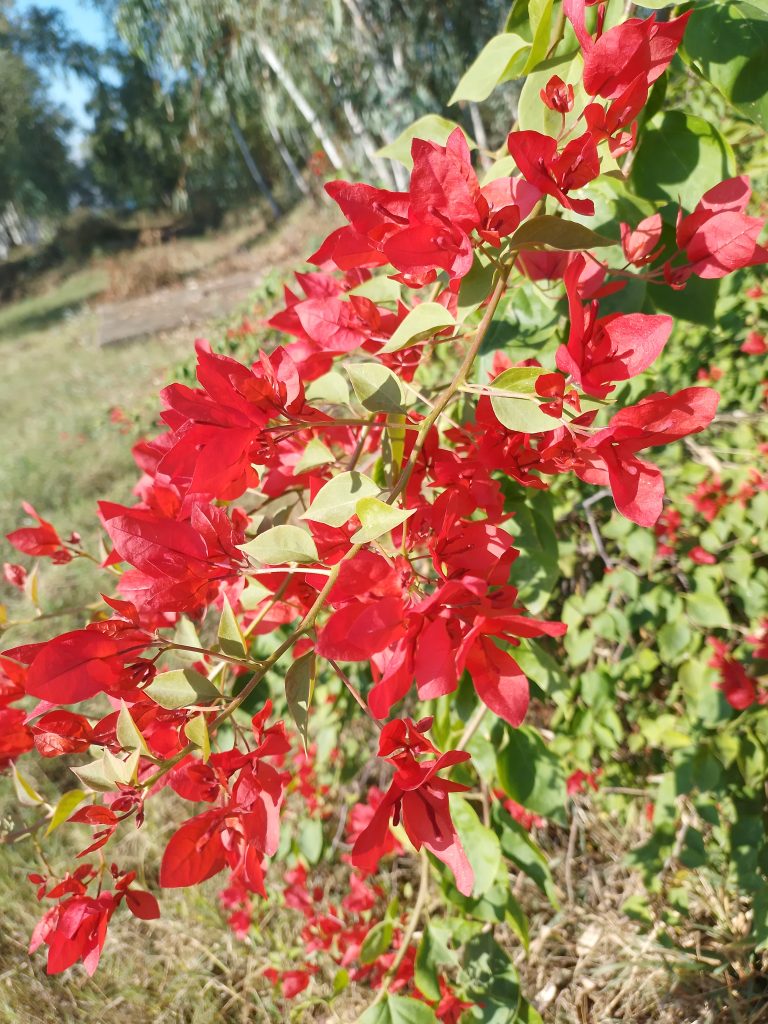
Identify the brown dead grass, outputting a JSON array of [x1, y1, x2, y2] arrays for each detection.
[[515, 802, 768, 1024]]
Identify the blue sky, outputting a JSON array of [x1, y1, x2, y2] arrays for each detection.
[[16, 0, 111, 149]]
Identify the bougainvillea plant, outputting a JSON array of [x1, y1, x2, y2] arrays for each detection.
[[2, 1, 767, 1019]]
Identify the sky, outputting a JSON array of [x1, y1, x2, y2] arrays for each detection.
[[16, 0, 111, 151]]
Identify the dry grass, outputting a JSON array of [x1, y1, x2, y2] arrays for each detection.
[[514, 802, 768, 1024]]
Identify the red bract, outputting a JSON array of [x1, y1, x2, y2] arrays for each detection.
[[157, 343, 308, 500], [351, 719, 474, 896], [540, 74, 574, 113], [32, 710, 94, 757], [675, 177, 768, 280], [556, 256, 672, 397], [621, 213, 663, 266], [6, 502, 72, 563], [575, 387, 720, 525], [99, 499, 245, 616], [317, 128, 539, 284], [19, 629, 154, 704], [507, 130, 600, 216], [30, 893, 117, 975], [566, 1, 691, 99], [0, 707, 34, 767]]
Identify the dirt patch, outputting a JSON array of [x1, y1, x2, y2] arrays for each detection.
[[93, 203, 336, 346]]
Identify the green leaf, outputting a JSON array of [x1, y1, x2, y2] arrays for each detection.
[[184, 713, 211, 762], [71, 757, 118, 793], [506, 490, 558, 614], [449, 33, 530, 103], [116, 701, 150, 755], [450, 796, 503, 897], [684, 2, 768, 128], [12, 765, 43, 806], [463, 932, 520, 1023], [376, 116, 474, 169], [46, 790, 87, 836], [497, 725, 567, 823], [305, 371, 350, 405], [350, 497, 414, 544], [241, 524, 319, 565], [217, 593, 247, 657], [632, 110, 736, 209], [294, 437, 336, 475], [347, 362, 406, 413], [509, 215, 615, 251], [522, 0, 554, 74], [297, 817, 324, 864], [685, 590, 732, 629], [457, 256, 497, 319], [488, 367, 562, 433], [301, 471, 379, 528], [145, 668, 221, 710], [360, 919, 394, 964], [381, 302, 456, 353], [415, 924, 457, 1002], [348, 276, 402, 304], [496, 806, 558, 902], [285, 651, 315, 752], [359, 995, 438, 1024]]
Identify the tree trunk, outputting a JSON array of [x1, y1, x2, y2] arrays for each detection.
[[257, 39, 344, 170], [266, 118, 310, 197], [229, 115, 282, 219]]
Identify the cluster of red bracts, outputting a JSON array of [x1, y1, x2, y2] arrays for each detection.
[[1, 0, 767, 982]]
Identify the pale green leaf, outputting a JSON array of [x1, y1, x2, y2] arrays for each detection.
[[489, 366, 562, 433], [351, 497, 414, 544], [294, 438, 336, 475], [241, 525, 319, 565], [381, 302, 456, 353], [185, 713, 211, 762], [145, 668, 221, 710], [285, 651, 315, 752], [449, 33, 530, 103], [347, 362, 406, 413], [217, 594, 248, 657], [301, 471, 379, 528]]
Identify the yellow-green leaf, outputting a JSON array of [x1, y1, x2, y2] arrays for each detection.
[[351, 498, 414, 544], [241, 525, 319, 565], [285, 651, 315, 752], [381, 302, 456, 354], [185, 713, 211, 763], [46, 790, 88, 836], [217, 594, 247, 657], [449, 33, 530, 103], [301, 471, 380, 528], [145, 668, 222, 710]]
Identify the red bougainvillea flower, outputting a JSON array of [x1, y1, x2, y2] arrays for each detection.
[[351, 718, 474, 896], [315, 128, 539, 285], [741, 331, 767, 355], [573, 387, 720, 525], [621, 213, 663, 266], [7, 502, 72, 563], [708, 638, 766, 711], [556, 255, 672, 397], [565, 0, 691, 99], [675, 177, 768, 280], [507, 130, 600, 216], [540, 74, 574, 113]]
